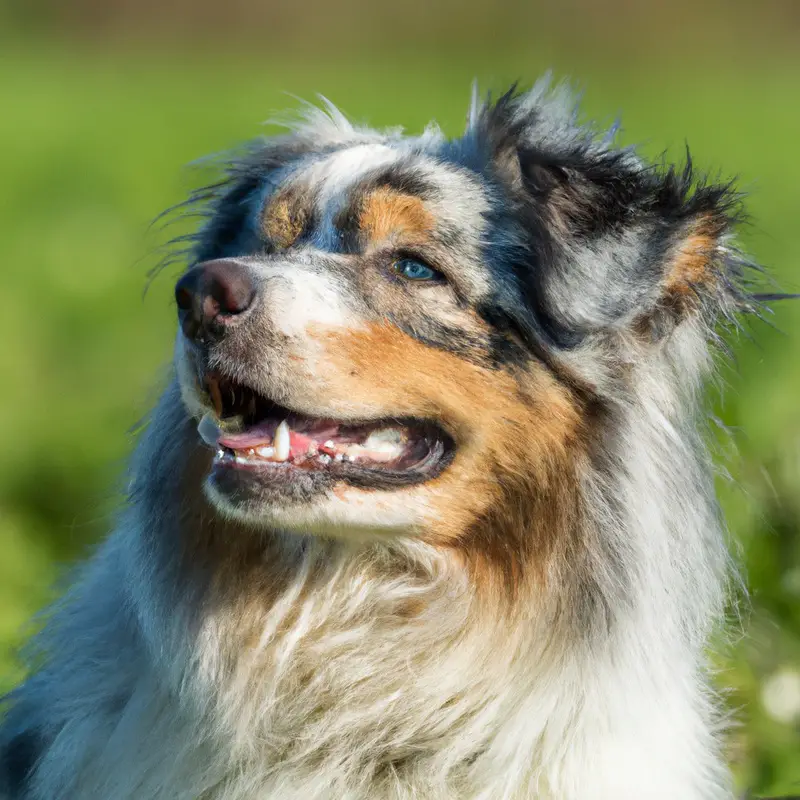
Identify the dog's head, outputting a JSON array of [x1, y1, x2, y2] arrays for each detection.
[[171, 81, 752, 577]]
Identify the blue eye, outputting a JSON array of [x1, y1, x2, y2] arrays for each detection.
[[392, 258, 441, 282]]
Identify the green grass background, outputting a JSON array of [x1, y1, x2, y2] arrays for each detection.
[[1, 14, 799, 794]]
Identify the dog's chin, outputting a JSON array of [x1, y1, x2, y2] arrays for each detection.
[[203, 472, 439, 539]]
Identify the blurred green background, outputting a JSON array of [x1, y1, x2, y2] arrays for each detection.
[[1, 0, 799, 794]]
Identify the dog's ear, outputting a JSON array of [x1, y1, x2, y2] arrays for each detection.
[[472, 82, 757, 348], [532, 158, 750, 347]]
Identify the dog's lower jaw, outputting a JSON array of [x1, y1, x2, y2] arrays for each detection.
[[1, 381, 734, 800]]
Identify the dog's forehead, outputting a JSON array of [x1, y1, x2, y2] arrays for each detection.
[[298, 143, 402, 202], [276, 143, 489, 238], [256, 140, 494, 295]]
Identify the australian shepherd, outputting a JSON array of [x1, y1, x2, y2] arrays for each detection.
[[0, 78, 776, 799]]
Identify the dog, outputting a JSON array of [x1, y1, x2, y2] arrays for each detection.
[[0, 77, 776, 799]]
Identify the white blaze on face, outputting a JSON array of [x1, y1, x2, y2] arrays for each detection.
[[263, 266, 358, 340], [307, 143, 401, 207]]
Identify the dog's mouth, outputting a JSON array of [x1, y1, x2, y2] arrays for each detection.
[[197, 373, 455, 492]]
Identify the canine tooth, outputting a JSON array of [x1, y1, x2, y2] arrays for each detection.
[[319, 454, 332, 465], [256, 446, 275, 458], [323, 440, 335, 449], [235, 455, 249, 465], [334, 453, 344, 462], [274, 420, 291, 462], [215, 448, 225, 459]]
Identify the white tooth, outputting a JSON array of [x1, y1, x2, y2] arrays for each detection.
[[324, 440, 335, 449], [256, 446, 275, 459], [334, 453, 344, 462], [235, 455, 249, 465], [198, 412, 221, 447], [319, 454, 331, 465], [274, 420, 291, 462], [215, 448, 225, 460]]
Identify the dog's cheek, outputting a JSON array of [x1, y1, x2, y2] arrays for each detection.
[[429, 382, 580, 536], [300, 321, 485, 420], [310, 322, 583, 535], [308, 321, 574, 430]]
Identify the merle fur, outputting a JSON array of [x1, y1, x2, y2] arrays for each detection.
[[1, 80, 790, 800]]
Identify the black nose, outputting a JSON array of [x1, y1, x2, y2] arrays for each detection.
[[175, 259, 256, 342]]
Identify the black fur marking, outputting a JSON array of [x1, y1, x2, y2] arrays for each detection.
[[196, 174, 264, 262], [355, 161, 440, 202], [383, 312, 492, 367], [330, 203, 363, 255], [0, 726, 42, 798], [476, 303, 551, 369]]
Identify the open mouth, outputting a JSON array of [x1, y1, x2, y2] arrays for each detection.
[[197, 373, 455, 494]]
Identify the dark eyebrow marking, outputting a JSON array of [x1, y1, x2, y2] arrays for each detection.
[[356, 161, 440, 200]]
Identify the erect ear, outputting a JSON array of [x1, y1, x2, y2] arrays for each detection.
[[472, 83, 756, 348], [531, 159, 751, 346], [630, 173, 747, 342]]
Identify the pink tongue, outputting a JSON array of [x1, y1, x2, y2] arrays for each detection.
[[217, 420, 276, 450]]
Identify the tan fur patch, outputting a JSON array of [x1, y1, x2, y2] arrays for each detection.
[[359, 188, 434, 245], [664, 214, 724, 296], [263, 195, 307, 249], [315, 322, 586, 599]]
